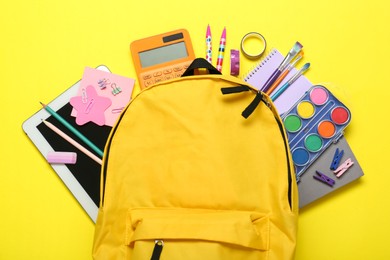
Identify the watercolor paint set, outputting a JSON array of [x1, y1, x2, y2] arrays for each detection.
[[281, 85, 351, 181]]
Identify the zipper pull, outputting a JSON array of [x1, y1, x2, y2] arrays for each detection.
[[150, 240, 164, 260], [261, 95, 271, 108]]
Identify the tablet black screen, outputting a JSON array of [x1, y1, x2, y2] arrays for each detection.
[[37, 103, 112, 206]]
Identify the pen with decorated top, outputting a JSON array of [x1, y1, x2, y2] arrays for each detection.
[[206, 24, 212, 63], [216, 27, 226, 72]]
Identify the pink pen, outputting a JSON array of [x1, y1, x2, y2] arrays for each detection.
[[206, 24, 212, 63], [216, 27, 226, 72]]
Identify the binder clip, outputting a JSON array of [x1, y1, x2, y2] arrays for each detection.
[[334, 158, 354, 177], [111, 83, 122, 95], [313, 171, 335, 187], [330, 148, 344, 170]]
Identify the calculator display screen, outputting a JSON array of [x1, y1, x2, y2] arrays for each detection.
[[139, 42, 188, 68]]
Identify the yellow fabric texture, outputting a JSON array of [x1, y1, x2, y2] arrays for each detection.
[[93, 74, 298, 259]]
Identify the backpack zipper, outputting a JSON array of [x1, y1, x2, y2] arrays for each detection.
[[151, 240, 164, 260], [270, 101, 293, 210], [100, 104, 130, 206], [221, 84, 294, 209], [238, 90, 294, 210]]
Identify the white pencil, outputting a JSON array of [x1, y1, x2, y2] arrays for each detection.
[[42, 120, 102, 165]]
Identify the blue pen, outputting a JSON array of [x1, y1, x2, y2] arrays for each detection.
[[271, 63, 310, 102]]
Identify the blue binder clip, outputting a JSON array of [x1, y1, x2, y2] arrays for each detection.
[[330, 148, 344, 171], [313, 171, 335, 187]]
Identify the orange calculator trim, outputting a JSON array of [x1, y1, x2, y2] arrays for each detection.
[[130, 29, 195, 90]]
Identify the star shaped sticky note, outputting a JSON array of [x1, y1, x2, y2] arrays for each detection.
[[70, 85, 112, 126]]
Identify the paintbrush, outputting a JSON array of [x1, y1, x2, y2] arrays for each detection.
[[265, 52, 303, 95], [270, 62, 310, 101], [260, 42, 303, 93]]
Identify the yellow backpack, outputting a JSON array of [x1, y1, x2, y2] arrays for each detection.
[[93, 59, 298, 260]]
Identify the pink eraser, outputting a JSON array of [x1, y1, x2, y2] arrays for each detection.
[[46, 151, 77, 164]]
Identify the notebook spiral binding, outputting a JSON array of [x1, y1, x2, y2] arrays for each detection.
[[243, 49, 278, 81]]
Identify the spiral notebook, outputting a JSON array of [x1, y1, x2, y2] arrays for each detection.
[[244, 49, 312, 115], [243, 49, 364, 208]]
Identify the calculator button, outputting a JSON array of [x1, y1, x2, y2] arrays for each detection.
[[153, 71, 162, 77], [154, 77, 163, 83], [173, 66, 183, 72], [143, 74, 152, 80], [144, 80, 154, 87], [164, 75, 173, 80]]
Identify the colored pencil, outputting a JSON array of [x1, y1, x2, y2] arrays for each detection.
[[42, 120, 102, 165], [216, 27, 226, 72], [40, 102, 104, 157], [206, 24, 212, 63]]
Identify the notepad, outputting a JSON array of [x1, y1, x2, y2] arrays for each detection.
[[243, 49, 312, 115], [298, 136, 364, 207], [70, 67, 135, 127]]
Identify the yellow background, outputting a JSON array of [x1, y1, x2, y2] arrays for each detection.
[[1, 0, 389, 259]]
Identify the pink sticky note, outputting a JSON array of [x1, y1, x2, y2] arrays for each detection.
[[71, 67, 135, 126], [70, 85, 112, 126]]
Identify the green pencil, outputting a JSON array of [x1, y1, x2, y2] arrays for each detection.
[[40, 102, 104, 158]]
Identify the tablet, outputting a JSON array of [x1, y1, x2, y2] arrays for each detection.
[[22, 65, 112, 223]]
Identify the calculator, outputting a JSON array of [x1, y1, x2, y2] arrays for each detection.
[[130, 29, 196, 90]]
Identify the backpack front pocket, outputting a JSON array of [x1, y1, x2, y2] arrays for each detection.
[[125, 208, 270, 259]]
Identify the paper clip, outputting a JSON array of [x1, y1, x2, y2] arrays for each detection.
[[313, 171, 335, 187], [84, 98, 95, 114], [98, 78, 110, 89], [81, 88, 88, 103], [111, 107, 124, 114], [334, 158, 354, 177], [330, 148, 344, 170], [111, 83, 122, 95]]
